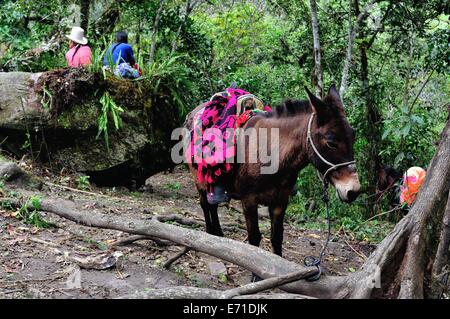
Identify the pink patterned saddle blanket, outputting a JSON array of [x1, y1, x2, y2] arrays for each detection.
[[186, 87, 270, 188]]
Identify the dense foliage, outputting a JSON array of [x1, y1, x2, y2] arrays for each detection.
[[0, 0, 448, 242]]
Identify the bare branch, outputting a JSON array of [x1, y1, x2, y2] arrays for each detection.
[[163, 247, 191, 269], [309, 0, 324, 98]]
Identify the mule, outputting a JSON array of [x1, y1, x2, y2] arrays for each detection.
[[185, 85, 361, 257], [377, 165, 402, 194], [377, 165, 402, 204], [376, 165, 409, 219]]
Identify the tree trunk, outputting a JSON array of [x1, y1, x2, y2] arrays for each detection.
[[171, 0, 193, 54], [402, 34, 414, 112], [149, 0, 166, 66], [0, 194, 345, 298], [90, 6, 120, 43], [136, 20, 143, 57], [430, 192, 450, 298], [79, 0, 91, 33], [347, 115, 450, 298], [309, 0, 323, 98], [339, 0, 375, 97], [355, 0, 382, 215], [396, 122, 450, 298]]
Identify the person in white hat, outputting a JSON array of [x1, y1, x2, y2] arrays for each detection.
[[65, 26, 92, 67]]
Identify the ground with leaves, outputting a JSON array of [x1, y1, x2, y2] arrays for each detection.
[[0, 164, 376, 299]]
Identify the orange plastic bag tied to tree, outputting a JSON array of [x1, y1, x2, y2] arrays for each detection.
[[400, 166, 426, 207]]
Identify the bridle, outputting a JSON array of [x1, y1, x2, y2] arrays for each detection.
[[303, 112, 356, 281], [306, 112, 356, 183]]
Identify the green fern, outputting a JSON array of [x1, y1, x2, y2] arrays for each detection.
[[97, 92, 124, 151], [41, 86, 53, 109]]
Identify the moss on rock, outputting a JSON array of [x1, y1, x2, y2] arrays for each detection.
[[0, 69, 182, 187]]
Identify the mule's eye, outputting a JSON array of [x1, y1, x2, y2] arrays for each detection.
[[326, 140, 338, 149]]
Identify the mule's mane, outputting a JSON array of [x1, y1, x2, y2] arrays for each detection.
[[267, 99, 312, 118]]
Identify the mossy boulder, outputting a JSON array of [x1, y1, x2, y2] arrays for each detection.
[[0, 160, 43, 190], [0, 68, 181, 187]]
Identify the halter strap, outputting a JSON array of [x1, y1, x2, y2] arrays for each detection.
[[306, 113, 356, 182]]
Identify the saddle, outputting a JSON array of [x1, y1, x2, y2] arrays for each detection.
[[209, 91, 265, 116]]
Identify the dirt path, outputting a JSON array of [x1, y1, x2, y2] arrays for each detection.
[[0, 166, 373, 299]]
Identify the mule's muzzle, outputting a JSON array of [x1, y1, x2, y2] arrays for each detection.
[[346, 189, 360, 203], [332, 172, 361, 203], [336, 188, 361, 203]]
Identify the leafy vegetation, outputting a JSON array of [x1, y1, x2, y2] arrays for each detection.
[[17, 196, 50, 228], [97, 92, 124, 151], [40, 85, 53, 109], [217, 273, 228, 283], [164, 182, 182, 191], [76, 175, 91, 190], [82, 236, 108, 250]]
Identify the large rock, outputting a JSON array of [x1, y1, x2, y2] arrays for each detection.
[[0, 68, 181, 187], [0, 160, 42, 189], [0, 72, 44, 126]]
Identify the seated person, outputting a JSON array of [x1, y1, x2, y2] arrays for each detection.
[[65, 26, 92, 67], [103, 31, 139, 79]]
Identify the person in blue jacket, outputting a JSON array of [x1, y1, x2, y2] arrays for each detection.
[[103, 31, 139, 78]]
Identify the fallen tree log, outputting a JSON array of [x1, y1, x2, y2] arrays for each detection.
[[1, 195, 342, 298], [119, 268, 318, 299], [0, 68, 180, 187], [154, 213, 246, 232], [112, 234, 171, 247], [118, 287, 313, 299]]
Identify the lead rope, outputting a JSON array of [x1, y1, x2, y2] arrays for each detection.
[[303, 112, 355, 281], [303, 179, 331, 281]]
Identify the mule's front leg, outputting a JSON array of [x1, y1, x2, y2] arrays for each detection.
[[269, 204, 286, 256], [209, 204, 224, 237], [199, 190, 223, 236], [242, 202, 262, 248]]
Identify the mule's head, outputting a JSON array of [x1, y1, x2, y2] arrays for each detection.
[[377, 165, 402, 193], [305, 85, 361, 203]]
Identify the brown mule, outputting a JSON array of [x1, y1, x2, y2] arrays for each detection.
[[185, 85, 361, 257]]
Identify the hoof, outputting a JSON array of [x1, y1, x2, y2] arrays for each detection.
[[212, 229, 224, 237], [206, 228, 224, 237], [251, 273, 263, 282]]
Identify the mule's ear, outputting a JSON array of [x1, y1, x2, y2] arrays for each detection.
[[328, 83, 338, 96], [326, 84, 343, 108], [305, 86, 326, 115]]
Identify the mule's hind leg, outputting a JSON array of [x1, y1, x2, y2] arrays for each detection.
[[209, 204, 224, 237], [199, 190, 223, 236], [242, 201, 262, 282], [269, 205, 286, 257], [242, 203, 262, 247]]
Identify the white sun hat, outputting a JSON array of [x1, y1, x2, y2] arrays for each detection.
[[66, 26, 88, 45]]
